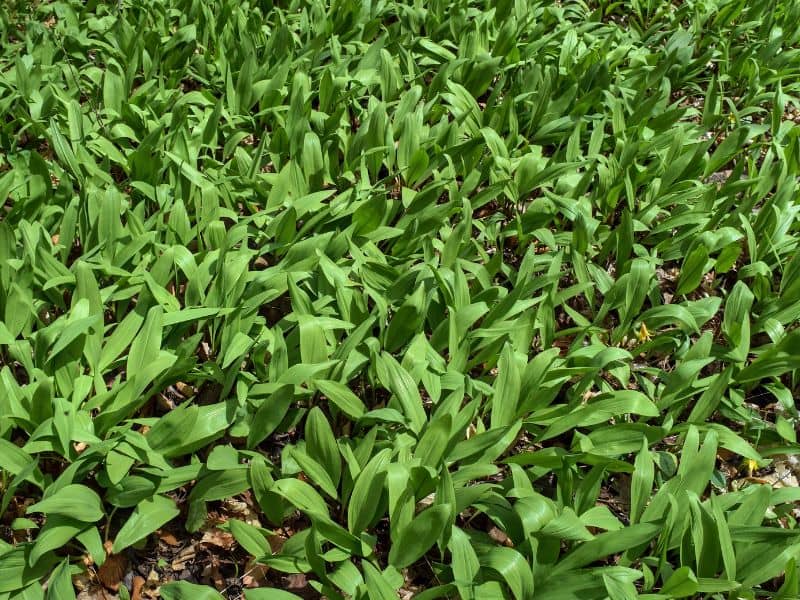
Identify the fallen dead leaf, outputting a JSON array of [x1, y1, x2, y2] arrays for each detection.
[[242, 560, 270, 588], [175, 381, 194, 396], [171, 546, 197, 571], [581, 390, 600, 403], [732, 461, 800, 490], [757, 461, 799, 488], [717, 448, 736, 461], [131, 576, 145, 600], [77, 590, 117, 600], [201, 555, 224, 589], [158, 530, 180, 546], [222, 496, 262, 527], [416, 492, 435, 510], [488, 526, 513, 547], [201, 527, 236, 550], [465, 423, 477, 439], [143, 570, 160, 599], [268, 533, 286, 554], [286, 573, 309, 590], [156, 393, 176, 412], [73, 572, 93, 592], [97, 541, 127, 591]]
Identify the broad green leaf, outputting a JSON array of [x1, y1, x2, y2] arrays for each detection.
[[348, 449, 392, 534], [676, 245, 710, 296], [160, 582, 224, 600], [315, 380, 367, 419], [245, 590, 303, 600], [660, 566, 698, 598], [27, 485, 103, 522], [113, 496, 180, 553], [375, 353, 426, 433], [126, 306, 163, 376], [388, 504, 451, 568], [630, 437, 653, 524], [490, 343, 523, 429], [45, 560, 76, 600], [540, 391, 659, 441], [305, 407, 341, 486], [449, 527, 480, 600], [229, 519, 270, 558], [248, 385, 295, 448]]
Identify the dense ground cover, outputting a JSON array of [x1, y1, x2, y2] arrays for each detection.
[[2, 0, 800, 597]]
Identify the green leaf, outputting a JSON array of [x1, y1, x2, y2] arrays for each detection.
[[490, 343, 523, 429], [477, 545, 534, 600], [676, 245, 710, 296], [630, 437, 653, 524], [271, 478, 329, 516], [27, 485, 104, 522], [552, 523, 663, 573], [375, 353, 426, 433], [388, 504, 451, 568], [540, 391, 659, 441], [449, 527, 480, 600], [660, 566, 698, 598], [414, 414, 452, 468], [0, 545, 58, 593], [737, 329, 800, 382], [113, 496, 180, 553], [348, 449, 391, 534], [245, 590, 304, 600], [362, 561, 400, 600], [314, 380, 367, 419], [704, 127, 749, 178], [230, 519, 270, 558], [45, 559, 76, 600], [289, 448, 339, 499], [30, 517, 86, 567], [126, 306, 163, 376], [248, 385, 295, 448], [160, 581, 224, 600], [305, 407, 341, 486]]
